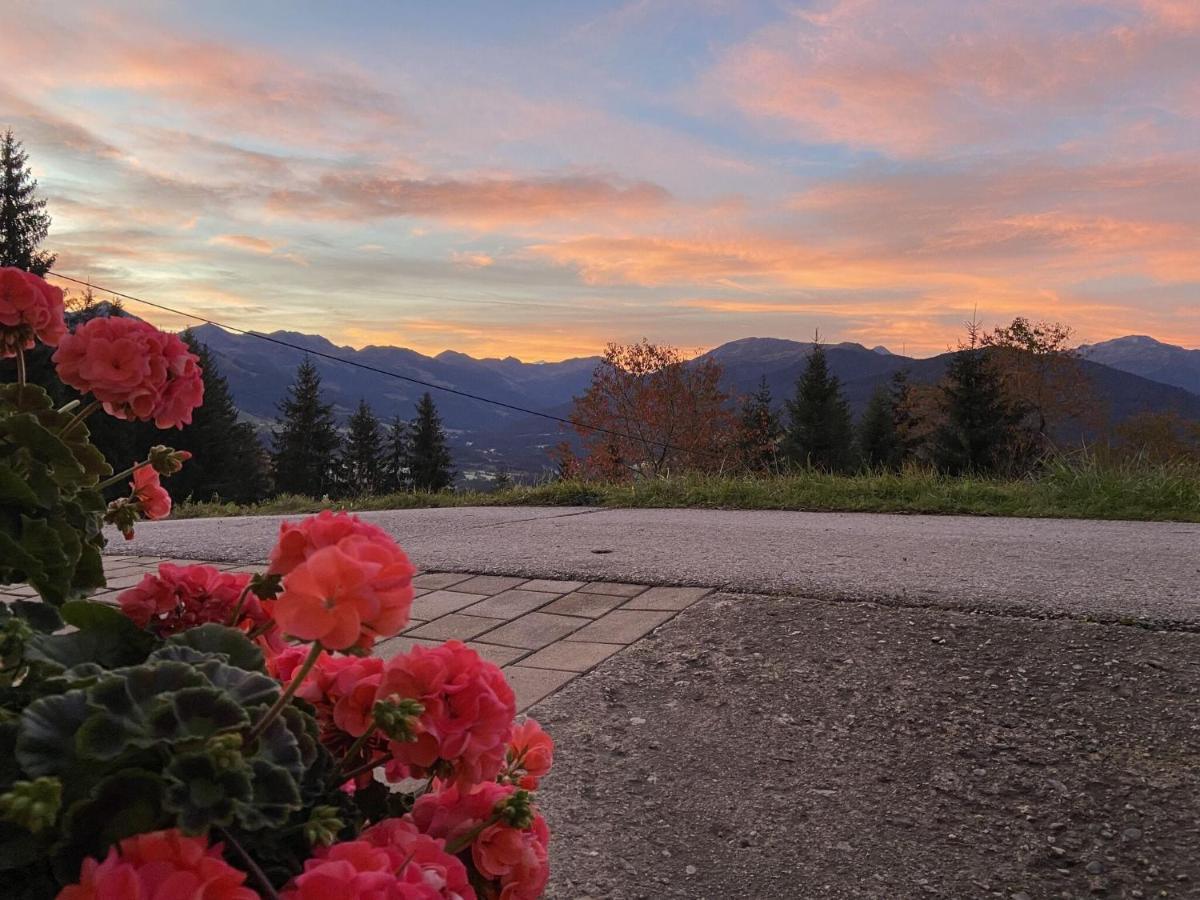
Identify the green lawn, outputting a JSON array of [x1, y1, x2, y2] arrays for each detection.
[[173, 459, 1200, 523]]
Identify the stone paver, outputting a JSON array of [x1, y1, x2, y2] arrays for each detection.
[[410, 589, 488, 620], [452, 574, 528, 595], [412, 572, 474, 590], [541, 592, 627, 618], [87, 553, 715, 712], [406, 614, 505, 641], [567, 609, 675, 644], [480, 612, 588, 650], [503, 666, 578, 710], [520, 640, 623, 673], [462, 588, 560, 619], [578, 581, 647, 598], [623, 586, 712, 611]]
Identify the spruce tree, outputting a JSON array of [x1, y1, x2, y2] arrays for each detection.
[[737, 375, 781, 473], [783, 340, 854, 471], [168, 334, 270, 503], [382, 415, 410, 493], [341, 399, 386, 496], [406, 392, 454, 492], [272, 358, 341, 496], [0, 131, 55, 275], [932, 328, 1022, 475], [857, 383, 899, 470]]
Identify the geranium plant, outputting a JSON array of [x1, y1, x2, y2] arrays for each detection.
[[0, 268, 553, 898]]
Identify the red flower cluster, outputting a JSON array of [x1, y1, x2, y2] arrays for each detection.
[[118, 563, 272, 640], [269, 647, 387, 773], [283, 818, 472, 899], [501, 720, 554, 790], [413, 784, 550, 900], [131, 464, 172, 522], [0, 267, 66, 358], [53, 316, 204, 428], [271, 511, 415, 651], [57, 828, 257, 900], [376, 641, 516, 788]]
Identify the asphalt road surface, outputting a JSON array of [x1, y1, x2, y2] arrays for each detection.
[[115, 507, 1200, 625]]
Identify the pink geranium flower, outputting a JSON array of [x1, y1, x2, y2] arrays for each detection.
[[501, 719, 554, 790], [376, 642, 515, 789], [57, 828, 257, 900], [271, 514, 414, 651], [283, 819, 473, 900], [117, 563, 272, 640], [52, 316, 203, 428], [131, 464, 172, 521], [0, 267, 66, 357], [413, 784, 549, 900]]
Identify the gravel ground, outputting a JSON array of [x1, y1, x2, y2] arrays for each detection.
[[532, 593, 1200, 899]]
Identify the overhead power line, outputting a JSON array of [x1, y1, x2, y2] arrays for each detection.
[[47, 271, 716, 459]]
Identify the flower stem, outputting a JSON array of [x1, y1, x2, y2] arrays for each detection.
[[226, 583, 254, 626], [217, 827, 280, 900], [60, 399, 101, 438], [247, 641, 322, 745], [15, 349, 25, 386], [340, 753, 389, 784], [335, 725, 378, 777], [96, 459, 149, 492], [446, 812, 502, 855]]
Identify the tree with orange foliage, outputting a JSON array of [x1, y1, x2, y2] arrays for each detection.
[[565, 340, 735, 478], [981, 317, 1098, 458]]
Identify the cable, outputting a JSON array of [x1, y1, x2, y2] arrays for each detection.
[[47, 271, 718, 459]]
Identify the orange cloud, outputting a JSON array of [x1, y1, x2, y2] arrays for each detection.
[[265, 172, 671, 229]]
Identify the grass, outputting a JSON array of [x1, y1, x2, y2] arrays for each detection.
[[172, 457, 1200, 523]]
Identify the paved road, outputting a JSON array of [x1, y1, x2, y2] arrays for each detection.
[[115, 507, 1200, 625]]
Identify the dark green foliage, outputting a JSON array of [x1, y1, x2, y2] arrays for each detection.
[[0, 131, 54, 276], [382, 416, 410, 493], [406, 392, 454, 492], [272, 359, 341, 497], [737, 376, 782, 473], [166, 334, 269, 503], [784, 342, 854, 472], [858, 384, 900, 470], [933, 337, 1024, 475], [340, 399, 385, 496], [0, 384, 109, 604]]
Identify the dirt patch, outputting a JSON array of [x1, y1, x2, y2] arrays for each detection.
[[531, 593, 1200, 899]]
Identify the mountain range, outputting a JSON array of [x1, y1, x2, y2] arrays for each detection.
[[188, 325, 1200, 479]]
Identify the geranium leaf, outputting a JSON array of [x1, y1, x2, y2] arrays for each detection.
[[26, 602, 156, 668], [0, 463, 39, 507], [54, 770, 168, 884], [164, 753, 252, 835], [15, 691, 89, 777], [171, 686, 250, 739], [165, 624, 265, 673], [9, 600, 63, 633], [235, 760, 302, 830]]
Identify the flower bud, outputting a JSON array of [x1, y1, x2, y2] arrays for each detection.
[[494, 789, 535, 830], [372, 696, 425, 742], [147, 445, 192, 476], [303, 805, 345, 848], [206, 733, 245, 771], [0, 777, 62, 833], [104, 496, 140, 540]]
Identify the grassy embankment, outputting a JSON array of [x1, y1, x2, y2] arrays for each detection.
[[174, 458, 1200, 523]]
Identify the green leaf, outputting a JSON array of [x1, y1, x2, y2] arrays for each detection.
[[20, 518, 71, 604], [193, 659, 280, 709], [164, 753, 252, 834], [0, 384, 53, 414], [71, 544, 105, 594], [54, 770, 168, 883], [170, 686, 249, 739], [9, 600, 63, 633], [234, 760, 302, 831], [0, 465, 39, 508], [74, 712, 143, 762], [0, 414, 84, 485], [165, 624, 265, 673], [15, 691, 89, 777], [26, 601, 156, 669]]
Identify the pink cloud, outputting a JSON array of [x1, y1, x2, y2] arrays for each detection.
[[700, 0, 1200, 155]]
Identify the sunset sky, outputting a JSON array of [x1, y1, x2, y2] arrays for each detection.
[[1, 0, 1197, 360]]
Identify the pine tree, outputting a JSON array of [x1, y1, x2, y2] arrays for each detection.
[[783, 340, 854, 472], [737, 375, 781, 473], [382, 415, 410, 493], [0, 131, 55, 275], [341, 399, 385, 496], [933, 327, 1022, 475], [168, 334, 270, 503], [888, 369, 920, 466], [406, 392, 454, 492], [272, 359, 341, 496], [857, 383, 899, 470]]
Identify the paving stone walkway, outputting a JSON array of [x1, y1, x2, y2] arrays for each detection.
[[37, 555, 712, 711]]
